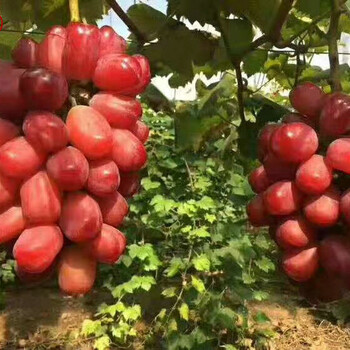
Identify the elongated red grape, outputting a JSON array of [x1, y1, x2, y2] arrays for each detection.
[[246, 193, 271, 227], [282, 246, 319, 282], [112, 129, 147, 172], [37, 25, 66, 73], [118, 172, 140, 198], [131, 120, 149, 144], [89, 92, 142, 129], [0, 137, 46, 179], [62, 23, 100, 81], [295, 155, 332, 195], [340, 189, 350, 226], [13, 225, 63, 273], [0, 118, 20, 147], [326, 138, 350, 174], [276, 216, 316, 250], [46, 146, 89, 191], [0, 173, 20, 210], [23, 111, 68, 153], [263, 153, 297, 182], [99, 26, 127, 57], [85, 224, 127, 264], [263, 181, 303, 216], [282, 113, 315, 127], [0, 205, 26, 244], [59, 192, 102, 242], [248, 165, 271, 193], [12, 38, 37, 68], [289, 82, 325, 119], [66, 106, 113, 159], [270, 122, 318, 163], [132, 55, 151, 95], [86, 159, 120, 197], [20, 171, 61, 224], [303, 186, 340, 227], [257, 124, 280, 161], [96, 191, 129, 227], [58, 245, 97, 295]]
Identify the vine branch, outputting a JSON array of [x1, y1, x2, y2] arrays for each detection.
[[269, 0, 295, 42], [69, 0, 80, 22], [235, 63, 246, 124]]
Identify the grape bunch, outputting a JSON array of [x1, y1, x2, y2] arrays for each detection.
[[247, 82, 350, 302], [0, 23, 151, 295]]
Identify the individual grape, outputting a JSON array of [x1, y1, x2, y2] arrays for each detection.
[[131, 120, 150, 144], [0, 205, 26, 244], [95, 191, 129, 227], [66, 106, 113, 159], [0, 173, 20, 210], [289, 82, 325, 119], [275, 216, 316, 250], [46, 146, 89, 191], [86, 159, 120, 197], [340, 189, 350, 226], [59, 192, 102, 242], [62, 23, 100, 81], [295, 155, 333, 195], [263, 181, 303, 216], [85, 224, 127, 264], [58, 245, 97, 295], [0, 118, 20, 147], [257, 123, 280, 161], [263, 153, 297, 182], [270, 122, 318, 163], [246, 194, 271, 227], [111, 129, 147, 172], [37, 25, 66, 74], [13, 225, 63, 273], [118, 172, 140, 198], [132, 55, 151, 95], [282, 246, 319, 282], [89, 92, 142, 129], [20, 171, 61, 224], [99, 26, 127, 57], [248, 165, 271, 193], [0, 137, 46, 179], [303, 186, 340, 227], [326, 138, 350, 174], [23, 111, 68, 153], [19, 68, 68, 111], [282, 113, 315, 127], [12, 38, 37, 68]]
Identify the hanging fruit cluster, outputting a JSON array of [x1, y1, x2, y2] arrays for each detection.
[[0, 23, 150, 295], [247, 82, 350, 302]]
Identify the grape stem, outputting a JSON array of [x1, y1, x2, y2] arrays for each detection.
[[69, 0, 81, 22]]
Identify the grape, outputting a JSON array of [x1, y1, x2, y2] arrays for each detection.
[[19, 68, 68, 111], [89, 92, 142, 129], [12, 38, 37, 68], [99, 26, 127, 57], [59, 192, 102, 242], [289, 82, 325, 119], [295, 155, 333, 195], [111, 129, 147, 172], [58, 245, 96, 296], [23, 111, 68, 153], [13, 225, 63, 273], [96, 191, 129, 227], [246, 194, 271, 227], [131, 120, 150, 144], [0, 205, 26, 244], [319, 93, 350, 137], [132, 55, 151, 95], [62, 23, 100, 81], [118, 172, 140, 198], [303, 186, 340, 227], [326, 138, 350, 174], [282, 113, 315, 127], [340, 189, 350, 226], [46, 146, 89, 191], [86, 159, 120, 197], [263, 153, 297, 182], [85, 223, 127, 264], [282, 246, 319, 282], [20, 171, 61, 224], [263, 181, 303, 216], [0, 118, 20, 147], [37, 26, 66, 74], [248, 165, 271, 193], [0, 137, 46, 179], [270, 122, 318, 163], [257, 123, 279, 162], [66, 106, 113, 159], [0, 173, 20, 210], [275, 216, 316, 250]]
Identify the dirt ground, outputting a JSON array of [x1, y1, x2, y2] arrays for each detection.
[[1, 286, 350, 349]]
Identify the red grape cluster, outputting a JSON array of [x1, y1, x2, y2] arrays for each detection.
[[247, 82, 350, 302], [0, 23, 151, 295]]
